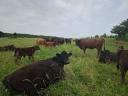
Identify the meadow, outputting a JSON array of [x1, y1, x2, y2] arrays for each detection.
[[0, 37, 128, 96]]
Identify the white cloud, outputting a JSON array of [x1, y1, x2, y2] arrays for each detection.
[[118, 0, 128, 12], [0, 0, 127, 38]]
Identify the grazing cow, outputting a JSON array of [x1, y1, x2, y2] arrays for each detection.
[[53, 38, 65, 46], [99, 50, 117, 63], [36, 38, 46, 45], [99, 46, 124, 63], [65, 38, 71, 44], [3, 51, 72, 96], [75, 38, 105, 56], [44, 41, 56, 47], [0, 45, 16, 51], [14, 45, 40, 64], [116, 49, 128, 83]]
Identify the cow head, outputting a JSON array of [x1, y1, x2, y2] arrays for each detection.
[[55, 51, 72, 64], [10, 45, 16, 50], [118, 46, 124, 51], [99, 50, 111, 63], [34, 45, 40, 50]]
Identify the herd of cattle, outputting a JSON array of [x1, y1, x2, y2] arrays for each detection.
[[0, 37, 128, 96], [36, 38, 71, 47]]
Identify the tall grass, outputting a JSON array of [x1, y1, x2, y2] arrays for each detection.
[[0, 37, 128, 96]]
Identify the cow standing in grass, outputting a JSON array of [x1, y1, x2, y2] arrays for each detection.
[[3, 51, 72, 96], [53, 38, 65, 46], [75, 38, 105, 56], [43, 41, 56, 47], [65, 38, 71, 44], [0, 45, 15, 51], [117, 49, 128, 83], [14, 45, 40, 64], [36, 38, 46, 45]]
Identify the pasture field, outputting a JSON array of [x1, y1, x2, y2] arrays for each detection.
[[0, 38, 128, 96]]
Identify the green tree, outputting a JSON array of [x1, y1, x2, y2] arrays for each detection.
[[0, 31, 4, 37], [111, 19, 128, 38], [13, 32, 17, 38]]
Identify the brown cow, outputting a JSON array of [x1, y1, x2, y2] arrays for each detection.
[[3, 51, 72, 96], [117, 49, 128, 83], [14, 45, 40, 64], [44, 41, 56, 47], [36, 38, 46, 45], [75, 38, 105, 56]]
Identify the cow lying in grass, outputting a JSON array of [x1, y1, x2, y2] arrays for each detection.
[[14, 45, 40, 64], [0, 45, 15, 51], [3, 51, 72, 96]]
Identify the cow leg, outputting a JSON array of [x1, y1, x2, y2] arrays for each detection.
[[15, 56, 21, 64], [31, 55, 34, 61], [23, 79, 39, 96], [120, 67, 127, 83], [116, 63, 120, 70], [28, 56, 34, 61], [83, 48, 86, 54], [28, 56, 31, 60], [97, 48, 101, 57]]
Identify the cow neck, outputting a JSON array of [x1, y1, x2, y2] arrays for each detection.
[[52, 56, 64, 67], [32, 47, 37, 52]]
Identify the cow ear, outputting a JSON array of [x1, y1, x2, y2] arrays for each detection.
[[68, 53, 72, 56], [56, 53, 60, 56]]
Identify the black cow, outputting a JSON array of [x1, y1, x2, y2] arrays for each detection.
[[53, 38, 65, 45], [65, 38, 71, 44], [99, 46, 124, 63], [99, 50, 117, 63], [0, 45, 15, 51], [3, 51, 72, 96], [14, 45, 40, 63]]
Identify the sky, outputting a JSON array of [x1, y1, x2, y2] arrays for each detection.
[[0, 0, 128, 38]]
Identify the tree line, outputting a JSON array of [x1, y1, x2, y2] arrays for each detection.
[[111, 19, 128, 40], [0, 31, 66, 40], [0, 31, 43, 38]]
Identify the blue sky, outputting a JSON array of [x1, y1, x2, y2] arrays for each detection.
[[0, 0, 128, 38]]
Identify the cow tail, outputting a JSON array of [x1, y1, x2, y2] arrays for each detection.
[[14, 49, 17, 56], [117, 63, 120, 70], [103, 39, 105, 51]]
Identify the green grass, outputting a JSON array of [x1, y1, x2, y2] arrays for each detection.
[[0, 37, 128, 96]]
